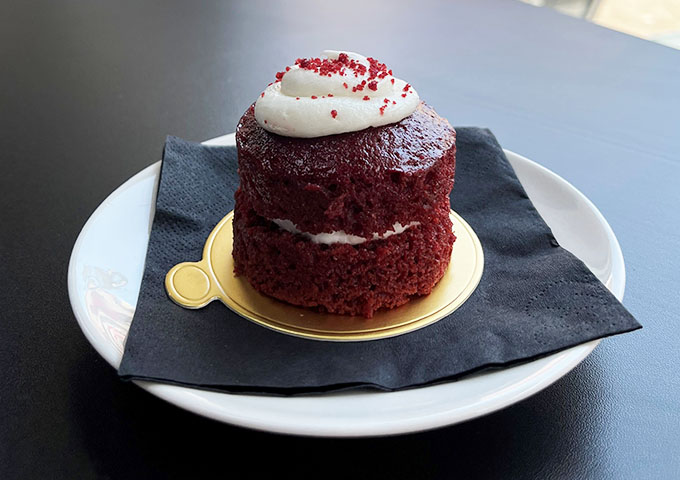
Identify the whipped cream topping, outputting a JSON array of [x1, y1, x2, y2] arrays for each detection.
[[254, 50, 419, 138], [272, 218, 420, 245]]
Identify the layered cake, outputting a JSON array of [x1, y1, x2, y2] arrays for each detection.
[[233, 51, 456, 317]]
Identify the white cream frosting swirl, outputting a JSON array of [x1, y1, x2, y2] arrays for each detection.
[[254, 50, 419, 138]]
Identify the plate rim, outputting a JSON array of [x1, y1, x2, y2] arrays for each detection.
[[67, 136, 625, 437]]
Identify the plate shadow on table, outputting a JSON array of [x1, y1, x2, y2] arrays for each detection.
[[62, 347, 611, 479]]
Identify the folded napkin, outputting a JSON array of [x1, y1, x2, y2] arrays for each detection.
[[118, 128, 640, 394]]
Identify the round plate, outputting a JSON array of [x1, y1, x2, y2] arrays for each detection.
[[68, 133, 625, 437], [165, 210, 483, 341]]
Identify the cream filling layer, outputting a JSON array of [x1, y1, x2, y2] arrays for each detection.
[[272, 218, 420, 245]]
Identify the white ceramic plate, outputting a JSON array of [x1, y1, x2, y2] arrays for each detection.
[[68, 133, 625, 437]]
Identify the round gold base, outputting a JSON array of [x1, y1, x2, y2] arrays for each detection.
[[166, 210, 484, 341]]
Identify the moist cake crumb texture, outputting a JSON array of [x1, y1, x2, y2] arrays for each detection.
[[233, 189, 456, 318]]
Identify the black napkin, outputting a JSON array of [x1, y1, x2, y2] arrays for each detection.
[[118, 128, 640, 394]]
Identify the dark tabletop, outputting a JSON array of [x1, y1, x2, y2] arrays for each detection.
[[2, 0, 679, 478]]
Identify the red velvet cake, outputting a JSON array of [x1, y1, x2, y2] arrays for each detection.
[[232, 50, 456, 317]]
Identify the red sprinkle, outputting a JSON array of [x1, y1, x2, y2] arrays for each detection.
[[403, 83, 411, 92], [273, 54, 393, 86], [368, 81, 378, 91], [327, 93, 334, 97], [401, 93, 407, 98], [330, 109, 338, 118], [260, 92, 265, 98], [392, 100, 396, 104], [343, 82, 348, 89], [363, 95, 370, 101], [296, 97, 300, 100], [294, 53, 367, 78], [379, 105, 387, 115], [311, 96, 318, 99], [383, 98, 390, 103], [390, 78, 395, 84], [367, 57, 389, 81]]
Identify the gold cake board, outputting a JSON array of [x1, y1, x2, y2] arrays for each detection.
[[166, 210, 484, 342]]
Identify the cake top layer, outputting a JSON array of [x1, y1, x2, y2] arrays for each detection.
[[254, 50, 420, 138], [238, 101, 454, 177]]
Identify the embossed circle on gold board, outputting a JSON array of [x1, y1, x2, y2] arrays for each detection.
[[165, 210, 484, 341]]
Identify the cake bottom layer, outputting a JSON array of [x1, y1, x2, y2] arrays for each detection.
[[232, 189, 456, 318]]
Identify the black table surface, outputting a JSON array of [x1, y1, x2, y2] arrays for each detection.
[[2, 0, 679, 478]]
